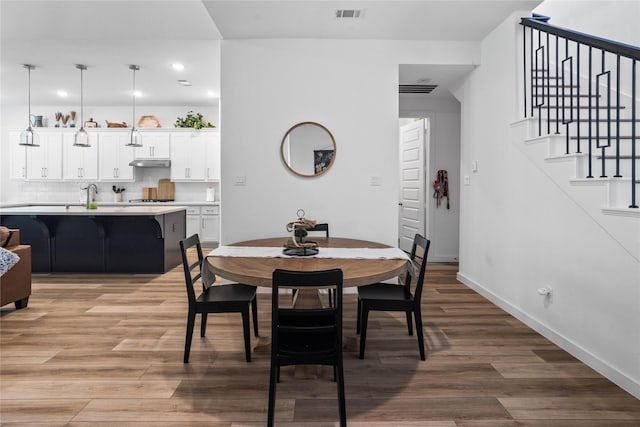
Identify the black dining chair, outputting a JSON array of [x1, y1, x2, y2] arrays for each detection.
[[356, 234, 430, 360], [268, 268, 346, 427], [179, 234, 258, 363], [307, 222, 329, 237], [293, 223, 335, 306]]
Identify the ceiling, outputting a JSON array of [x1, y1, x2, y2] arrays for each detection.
[[0, 0, 222, 107], [203, 0, 539, 40], [0, 0, 540, 107]]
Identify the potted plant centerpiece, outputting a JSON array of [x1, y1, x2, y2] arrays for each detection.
[[284, 209, 319, 256], [294, 227, 308, 244]]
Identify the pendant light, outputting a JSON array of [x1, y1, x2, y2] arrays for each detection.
[[19, 64, 39, 147], [74, 64, 90, 147], [126, 64, 142, 147]]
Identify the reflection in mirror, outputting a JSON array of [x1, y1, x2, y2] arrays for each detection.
[[281, 122, 336, 177]]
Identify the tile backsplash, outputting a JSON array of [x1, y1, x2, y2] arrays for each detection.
[[6, 168, 219, 204]]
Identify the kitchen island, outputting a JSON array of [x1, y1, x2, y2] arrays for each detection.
[[0, 206, 186, 273]]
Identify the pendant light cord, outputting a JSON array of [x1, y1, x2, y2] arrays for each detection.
[[80, 66, 84, 127], [127, 65, 142, 147], [27, 66, 31, 126], [73, 64, 90, 147], [132, 66, 136, 130]]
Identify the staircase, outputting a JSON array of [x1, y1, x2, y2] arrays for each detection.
[[518, 14, 639, 214]]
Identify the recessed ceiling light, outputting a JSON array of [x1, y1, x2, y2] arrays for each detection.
[[172, 63, 184, 71], [133, 91, 142, 97], [57, 90, 68, 97], [178, 79, 191, 86], [207, 90, 217, 97]]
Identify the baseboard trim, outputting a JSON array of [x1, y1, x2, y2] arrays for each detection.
[[430, 254, 459, 263], [456, 271, 640, 399]]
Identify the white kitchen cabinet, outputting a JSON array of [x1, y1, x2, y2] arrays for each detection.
[[9, 131, 27, 180], [62, 132, 98, 180], [98, 131, 135, 181], [170, 131, 210, 181], [201, 206, 220, 243], [185, 207, 201, 238], [205, 132, 221, 181], [26, 131, 63, 180], [185, 205, 219, 243], [134, 132, 171, 159]]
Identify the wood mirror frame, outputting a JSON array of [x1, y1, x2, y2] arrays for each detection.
[[280, 121, 336, 178]]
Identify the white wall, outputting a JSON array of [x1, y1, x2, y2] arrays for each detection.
[[530, 1, 640, 106], [0, 105, 218, 203], [535, 0, 640, 47], [455, 7, 640, 398], [219, 39, 479, 246], [400, 96, 461, 262]]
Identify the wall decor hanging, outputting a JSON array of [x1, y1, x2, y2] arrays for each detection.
[[433, 170, 450, 209]]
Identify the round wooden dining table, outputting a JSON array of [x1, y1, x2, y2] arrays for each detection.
[[206, 237, 408, 289], [206, 237, 409, 369]]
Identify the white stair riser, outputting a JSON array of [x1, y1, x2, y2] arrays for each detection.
[[521, 132, 639, 209]]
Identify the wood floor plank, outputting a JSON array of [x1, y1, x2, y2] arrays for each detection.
[[1, 363, 150, 379], [294, 397, 512, 422], [492, 362, 601, 378], [0, 350, 59, 365], [455, 420, 640, 427], [1, 379, 180, 399], [0, 399, 90, 423], [72, 398, 292, 423], [499, 396, 640, 420], [1, 261, 638, 425]]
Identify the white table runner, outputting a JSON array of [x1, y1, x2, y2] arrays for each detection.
[[207, 246, 410, 260]]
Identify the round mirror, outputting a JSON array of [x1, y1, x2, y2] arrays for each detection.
[[281, 121, 336, 177]]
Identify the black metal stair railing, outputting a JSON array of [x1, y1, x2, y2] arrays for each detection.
[[521, 14, 639, 208]]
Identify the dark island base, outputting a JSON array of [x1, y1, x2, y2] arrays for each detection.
[[0, 211, 185, 274]]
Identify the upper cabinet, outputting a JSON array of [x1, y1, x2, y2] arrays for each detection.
[[170, 131, 212, 181], [134, 131, 171, 159], [62, 132, 99, 180], [8, 128, 220, 183], [25, 131, 63, 181], [98, 131, 135, 181]]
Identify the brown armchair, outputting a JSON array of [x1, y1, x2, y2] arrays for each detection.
[[1, 229, 32, 309]]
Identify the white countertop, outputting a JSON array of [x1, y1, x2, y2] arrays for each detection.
[[0, 205, 188, 216], [0, 201, 219, 208]]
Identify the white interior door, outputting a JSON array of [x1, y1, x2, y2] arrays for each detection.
[[398, 119, 428, 252]]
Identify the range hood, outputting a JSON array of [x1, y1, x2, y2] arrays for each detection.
[[129, 159, 171, 168]]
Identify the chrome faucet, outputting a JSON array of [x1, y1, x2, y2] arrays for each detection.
[[81, 184, 98, 208]]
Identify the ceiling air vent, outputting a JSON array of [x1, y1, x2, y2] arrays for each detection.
[[399, 84, 438, 94], [335, 9, 362, 18]]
